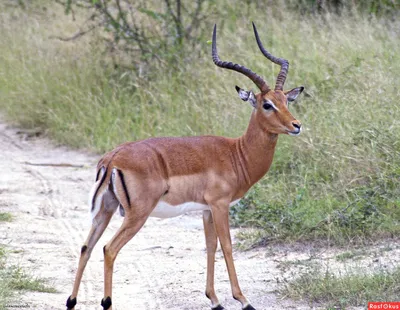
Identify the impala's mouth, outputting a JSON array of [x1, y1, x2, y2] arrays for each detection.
[[287, 127, 301, 136]]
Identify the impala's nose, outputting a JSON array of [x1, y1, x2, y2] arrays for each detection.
[[288, 121, 302, 136], [293, 122, 301, 131]]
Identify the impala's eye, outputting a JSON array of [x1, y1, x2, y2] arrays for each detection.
[[263, 102, 273, 110]]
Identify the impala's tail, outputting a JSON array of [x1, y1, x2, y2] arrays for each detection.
[[89, 164, 128, 220]]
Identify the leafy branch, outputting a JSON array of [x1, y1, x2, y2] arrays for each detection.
[[55, 0, 214, 74]]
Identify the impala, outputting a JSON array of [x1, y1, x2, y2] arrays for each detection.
[[66, 23, 304, 310]]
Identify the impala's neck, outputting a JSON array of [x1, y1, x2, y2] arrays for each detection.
[[236, 110, 278, 189]]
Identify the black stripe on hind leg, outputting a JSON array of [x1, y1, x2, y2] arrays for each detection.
[[243, 305, 256, 310], [117, 169, 131, 207], [212, 305, 225, 310]]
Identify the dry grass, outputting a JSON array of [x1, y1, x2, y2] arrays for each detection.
[[0, 1, 399, 242]]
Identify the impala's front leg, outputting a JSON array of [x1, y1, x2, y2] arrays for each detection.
[[203, 210, 224, 310], [211, 204, 256, 310]]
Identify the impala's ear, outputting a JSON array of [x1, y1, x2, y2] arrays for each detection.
[[235, 85, 256, 107], [285, 86, 304, 102]]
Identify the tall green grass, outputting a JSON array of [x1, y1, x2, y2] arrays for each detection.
[[0, 2, 399, 243]]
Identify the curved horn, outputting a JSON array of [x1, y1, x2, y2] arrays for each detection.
[[212, 24, 270, 93], [252, 22, 289, 91]]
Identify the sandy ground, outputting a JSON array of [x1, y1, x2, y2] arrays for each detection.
[[1, 120, 399, 310]]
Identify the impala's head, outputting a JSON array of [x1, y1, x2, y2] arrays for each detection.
[[212, 23, 304, 136]]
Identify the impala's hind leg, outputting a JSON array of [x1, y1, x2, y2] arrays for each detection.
[[101, 214, 149, 310], [100, 168, 167, 309], [66, 190, 119, 310]]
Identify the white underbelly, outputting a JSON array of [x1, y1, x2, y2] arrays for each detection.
[[150, 199, 241, 219]]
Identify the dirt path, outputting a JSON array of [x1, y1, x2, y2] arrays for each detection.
[[0, 120, 298, 310], [1, 120, 398, 310]]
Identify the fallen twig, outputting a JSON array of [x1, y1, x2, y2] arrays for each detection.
[[49, 25, 97, 42], [22, 162, 85, 168]]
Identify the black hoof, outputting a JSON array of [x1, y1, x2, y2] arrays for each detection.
[[243, 305, 256, 310], [212, 305, 225, 310], [101, 296, 112, 310], [66, 296, 77, 309]]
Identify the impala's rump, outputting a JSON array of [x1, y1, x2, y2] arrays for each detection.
[[89, 165, 132, 220]]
